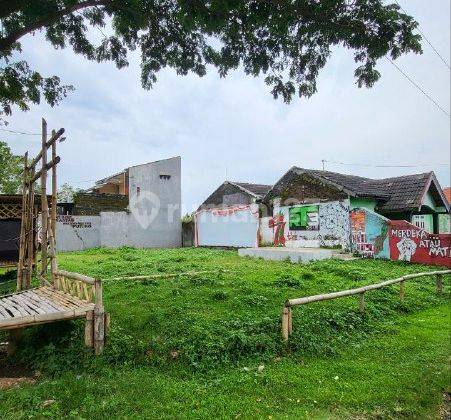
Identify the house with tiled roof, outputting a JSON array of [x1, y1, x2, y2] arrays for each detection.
[[262, 167, 450, 250]]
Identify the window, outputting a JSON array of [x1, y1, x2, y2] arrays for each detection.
[[289, 205, 319, 231], [160, 174, 171, 180]]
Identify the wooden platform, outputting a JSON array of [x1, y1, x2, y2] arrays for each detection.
[[0, 286, 95, 330], [0, 270, 106, 354]]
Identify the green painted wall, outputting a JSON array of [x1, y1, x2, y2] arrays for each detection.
[[439, 214, 451, 233], [350, 198, 377, 212], [411, 214, 434, 233], [422, 190, 439, 211]]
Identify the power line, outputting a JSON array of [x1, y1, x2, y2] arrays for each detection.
[[394, 0, 450, 70], [0, 127, 41, 136], [322, 159, 450, 169], [386, 57, 450, 118]]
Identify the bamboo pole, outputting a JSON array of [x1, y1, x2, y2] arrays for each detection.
[[29, 128, 65, 168], [84, 310, 94, 348], [40, 118, 48, 283], [359, 292, 365, 313], [283, 269, 450, 340], [26, 165, 36, 289], [436, 274, 443, 294], [57, 270, 95, 285], [281, 307, 290, 341], [49, 131, 59, 287], [17, 152, 29, 291], [286, 270, 451, 307]]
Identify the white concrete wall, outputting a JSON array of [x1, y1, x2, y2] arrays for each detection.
[[195, 204, 259, 248], [56, 157, 182, 251], [127, 157, 182, 248], [56, 215, 101, 252], [100, 212, 129, 248], [259, 216, 274, 245]]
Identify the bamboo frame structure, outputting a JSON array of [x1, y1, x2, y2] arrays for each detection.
[[16, 119, 64, 291], [281, 269, 451, 341], [2, 118, 108, 355]]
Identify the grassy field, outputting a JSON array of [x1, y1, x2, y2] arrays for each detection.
[[0, 247, 450, 419]]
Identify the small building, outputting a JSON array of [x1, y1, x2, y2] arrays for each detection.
[[56, 157, 181, 251], [264, 167, 450, 250], [195, 181, 272, 247]]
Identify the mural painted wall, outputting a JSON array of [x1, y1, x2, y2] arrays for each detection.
[[272, 200, 351, 249], [350, 209, 451, 267], [195, 204, 259, 248], [350, 209, 389, 258], [389, 220, 451, 267]]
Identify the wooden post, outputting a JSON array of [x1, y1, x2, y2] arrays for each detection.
[[40, 118, 48, 283], [7, 329, 22, 356], [436, 274, 443, 294], [288, 307, 292, 334], [281, 306, 290, 341], [359, 292, 365, 314], [51, 129, 58, 286], [84, 310, 94, 348], [26, 166, 35, 289], [17, 152, 28, 291], [93, 279, 105, 354], [399, 281, 405, 300]]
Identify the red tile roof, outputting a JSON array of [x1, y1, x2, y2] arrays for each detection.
[[444, 187, 451, 204]]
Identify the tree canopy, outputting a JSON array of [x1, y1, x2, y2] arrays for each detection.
[[0, 1, 422, 120], [0, 140, 23, 193]]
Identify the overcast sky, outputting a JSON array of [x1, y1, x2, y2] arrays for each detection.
[[2, 0, 450, 213]]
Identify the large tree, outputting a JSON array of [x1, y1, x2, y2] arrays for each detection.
[[0, 1, 421, 120]]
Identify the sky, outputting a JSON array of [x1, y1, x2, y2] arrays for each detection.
[[2, 0, 450, 214]]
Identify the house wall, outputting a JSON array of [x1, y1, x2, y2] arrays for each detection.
[[350, 208, 451, 267], [350, 209, 390, 258], [127, 157, 181, 248], [439, 214, 451, 233], [272, 200, 351, 249], [56, 215, 101, 252], [259, 216, 274, 245], [195, 204, 259, 248], [411, 214, 434, 233], [389, 220, 451, 266], [58, 157, 182, 250], [350, 198, 377, 212]]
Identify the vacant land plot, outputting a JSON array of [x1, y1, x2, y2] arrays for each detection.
[[0, 248, 450, 419]]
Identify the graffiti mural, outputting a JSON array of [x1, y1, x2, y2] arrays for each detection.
[[389, 221, 451, 267], [269, 213, 286, 246], [289, 205, 319, 231], [351, 211, 451, 267], [274, 200, 350, 249], [350, 209, 389, 258], [318, 201, 350, 248]]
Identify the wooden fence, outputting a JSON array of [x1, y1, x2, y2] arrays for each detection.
[[281, 269, 450, 341]]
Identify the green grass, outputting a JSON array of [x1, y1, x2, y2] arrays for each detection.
[[0, 248, 450, 419]]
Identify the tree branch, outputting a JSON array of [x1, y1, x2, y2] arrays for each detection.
[[0, 0, 112, 53]]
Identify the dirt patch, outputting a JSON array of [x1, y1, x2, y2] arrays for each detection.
[[440, 391, 451, 420], [0, 352, 36, 390]]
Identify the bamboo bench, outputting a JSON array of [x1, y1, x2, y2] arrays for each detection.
[[0, 270, 107, 354]]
